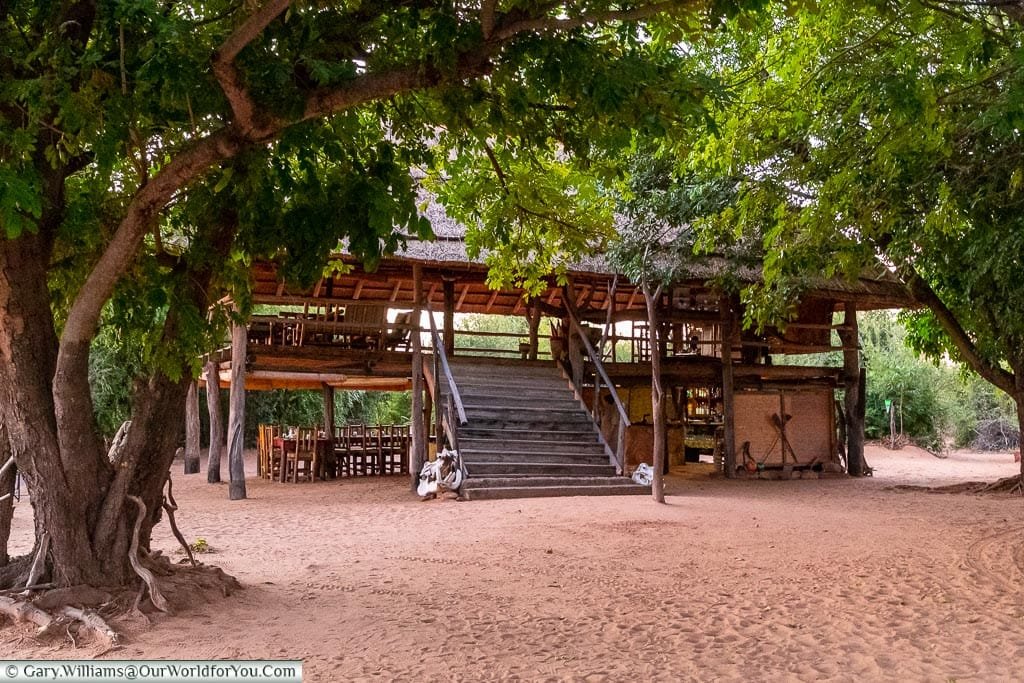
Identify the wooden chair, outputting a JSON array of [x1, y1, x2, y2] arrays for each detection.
[[268, 425, 285, 481], [347, 424, 371, 475], [287, 427, 318, 482], [256, 424, 268, 478], [384, 312, 413, 351], [257, 424, 283, 480], [345, 304, 387, 349], [333, 425, 351, 477]]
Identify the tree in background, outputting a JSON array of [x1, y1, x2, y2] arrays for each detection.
[[687, 2, 1024, 489], [609, 151, 737, 501]]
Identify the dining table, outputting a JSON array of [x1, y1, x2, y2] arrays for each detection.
[[273, 434, 336, 481]]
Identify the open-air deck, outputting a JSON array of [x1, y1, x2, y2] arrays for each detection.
[[195, 220, 913, 498]]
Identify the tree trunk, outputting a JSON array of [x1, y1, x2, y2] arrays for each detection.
[[227, 318, 248, 500], [205, 362, 224, 483], [410, 265, 425, 491], [184, 381, 201, 474], [643, 284, 666, 504], [839, 303, 866, 476]]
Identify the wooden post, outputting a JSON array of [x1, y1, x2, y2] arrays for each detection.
[[839, 302, 865, 476], [443, 278, 455, 356], [423, 383, 433, 457], [528, 298, 541, 361], [410, 264, 425, 490], [184, 381, 201, 474], [227, 315, 247, 500], [720, 296, 737, 478], [323, 383, 335, 478], [205, 361, 223, 483]]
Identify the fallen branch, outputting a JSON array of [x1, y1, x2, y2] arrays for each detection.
[[127, 496, 169, 613], [60, 606, 119, 647]]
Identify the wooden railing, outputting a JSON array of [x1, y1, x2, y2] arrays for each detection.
[[563, 305, 630, 474], [425, 310, 467, 452]]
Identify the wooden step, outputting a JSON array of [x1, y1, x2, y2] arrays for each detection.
[[463, 420, 596, 433], [463, 476, 634, 489], [459, 438, 606, 454], [464, 462, 617, 477], [458, 427, 600, 441], [461, 451, 609, 465], [459, 397, 582, 411], [461, 483, 649, 501]]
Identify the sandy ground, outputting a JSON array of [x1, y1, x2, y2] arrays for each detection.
[[3, 444, 1024, 681]]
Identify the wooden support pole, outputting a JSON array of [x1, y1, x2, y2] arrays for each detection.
[[528, 298, 541, 361], [443, 279, 456, 356], [205, 361, 223, 484], [184, 381, 201, 474], [839, 302, 866, 476], [227, 316, 247, 500], [720, 296, 737, 478], [410, 264, 425, 491], [323, 383, 335, 444], [423, 384, 433, 458]]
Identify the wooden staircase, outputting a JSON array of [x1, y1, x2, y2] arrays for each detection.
[[441, 358, 649, 501]]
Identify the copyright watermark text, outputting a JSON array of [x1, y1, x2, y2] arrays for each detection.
[[1, 661, 301, 683]]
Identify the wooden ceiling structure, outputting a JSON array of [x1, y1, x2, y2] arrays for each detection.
[[207, 249, 914, 392], [250, 253, 913, 322]]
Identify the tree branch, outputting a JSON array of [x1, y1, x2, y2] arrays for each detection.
[[481, 0, 497, 39], [211, 0, 291, 137], [903, 267, 1016, 395]]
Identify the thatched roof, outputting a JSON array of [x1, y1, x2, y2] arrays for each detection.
[[376, 196, 913, 310]]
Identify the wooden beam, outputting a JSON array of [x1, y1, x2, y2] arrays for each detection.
[[275, 281, 285, 297], [410, 264, 425, 491], [720, 296, 737, 478], [426, 282, 437, 307], [485, 290, 499, 313], [323, 384, 335, 455], [313, 277, 324, 299], [443, 279, 456, 356], [184, 381, 201, 475], [227, 316, 247, 500], [457, 283, 470, 309], [390, 280, 402, 302], [353, 279, 364, 299]]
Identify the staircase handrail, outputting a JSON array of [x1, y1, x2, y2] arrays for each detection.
[[565, 308, 631, 429], [564, 303, 630, 473], [427, 309, 468, 426]]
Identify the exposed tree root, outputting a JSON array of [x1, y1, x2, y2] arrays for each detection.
[[891, 474, 1024, 495], [0, 595, 54, 630], [25, 533, 49, 589], [127, 496, 169, 613], [162, 477, 195, 567], [60, 606, 119, 648]]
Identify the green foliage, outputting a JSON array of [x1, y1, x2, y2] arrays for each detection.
[[684, 2, 1024, 436], [607, 146, 740, 291]]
